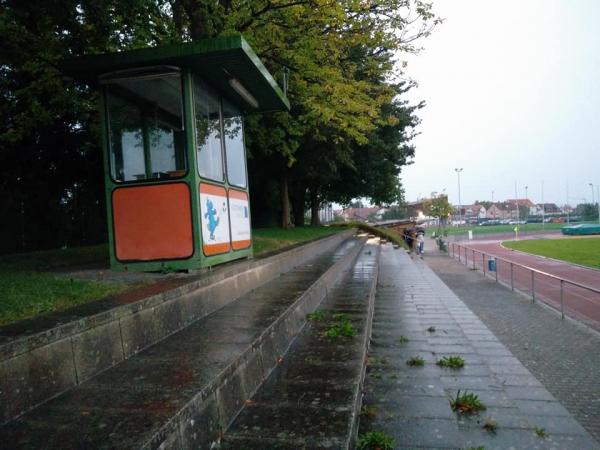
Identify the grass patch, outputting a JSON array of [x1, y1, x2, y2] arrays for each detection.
[[397, 335, 410, 343], [429, 222, 574, 237], [307, 310, 326, 321], [357, 431, 395, 450], [406, 356, 425, 366], [0, 226, 345, 327], [252, 226, 343, 255], [436, 356, 465, 369], [503, 237, 600, 269], [325, 319, 356, 338], [0, 244, 127, 326], [448, 390, 486, 414], [534, 427, 547, 438]]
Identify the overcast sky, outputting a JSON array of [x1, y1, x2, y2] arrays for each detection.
[[400, 0, 600, 207]]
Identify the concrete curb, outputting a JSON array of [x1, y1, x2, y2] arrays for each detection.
[[0, 230, 354, 425], [142, 237, 367, 449], [347, 241, 381, 449]]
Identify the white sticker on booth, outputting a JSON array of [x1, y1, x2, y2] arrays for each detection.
[[200, 184, 231, 254], [229, 190, 251, 249]]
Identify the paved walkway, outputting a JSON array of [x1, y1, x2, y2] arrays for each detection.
[[425, 246, 600, 445], [360, 244, 599, 449]]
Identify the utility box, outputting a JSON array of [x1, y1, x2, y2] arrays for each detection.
[[64, 36, 289, 271], [488, 258, 497, 272]]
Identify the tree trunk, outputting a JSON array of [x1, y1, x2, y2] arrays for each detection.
[[290, 184, 306, 227], [310, 188, 321, 227], [280, 173, 292, 229]]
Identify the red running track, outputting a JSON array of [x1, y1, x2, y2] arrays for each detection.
[[449, 237, 600, 331]]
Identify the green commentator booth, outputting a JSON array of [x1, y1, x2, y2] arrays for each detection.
[[64, 36, 289, 272]]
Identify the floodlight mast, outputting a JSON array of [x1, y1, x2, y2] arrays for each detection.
[[455, 168, 463, 227]]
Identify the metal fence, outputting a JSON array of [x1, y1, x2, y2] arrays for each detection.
[[449, 242, 600, 328]]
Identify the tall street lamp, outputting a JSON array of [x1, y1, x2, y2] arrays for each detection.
[[455, 168, 463, 226]]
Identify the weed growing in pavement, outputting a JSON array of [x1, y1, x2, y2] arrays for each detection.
[[325, 319, 356, 338], [483, 418, 497, 433], [448, 390, 486, 414], [406, 356, 425, 367], [436, 356, 465, 369], [307, 310, 326, 321], [464, 447, 485, 450], [332, 312, 349, 321], [356, 431, 395, 450], [427, 326, 436, 333], [360, 405, 378, 418], [397, 335, 410, 343], [534, 427, 547, 438], [369, 356, 389, 366]]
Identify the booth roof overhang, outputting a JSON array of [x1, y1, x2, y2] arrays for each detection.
[[63, 35, 290, 113]]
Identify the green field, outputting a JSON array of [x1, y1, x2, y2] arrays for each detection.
[[0, 227, 344, 326], [426, 222, 588, 237], [503, 237, 600, 269], [252, 226, 343, 255]]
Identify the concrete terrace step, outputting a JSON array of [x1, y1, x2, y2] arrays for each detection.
[[0, 230, 353, 425], [221, 239, 380, 449], [358, 245, 599, 450], [1, 235, 365, 449]]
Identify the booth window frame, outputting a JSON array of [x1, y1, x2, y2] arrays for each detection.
[[102, 68, 188, 185]]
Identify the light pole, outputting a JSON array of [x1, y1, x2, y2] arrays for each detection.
[[524, 185, 528, 222], [593, 183, 600, 224], [455, 168, 463, 227]]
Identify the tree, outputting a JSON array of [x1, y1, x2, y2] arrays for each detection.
[[0, 0, 440, 253], [423, 194, 452, 230]]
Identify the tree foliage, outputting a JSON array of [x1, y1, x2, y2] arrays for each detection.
[[0, 0, 439, 252], [423, 194, 452, 221]]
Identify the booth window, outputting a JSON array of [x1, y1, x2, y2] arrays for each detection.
[[223, 99, 247, 188], [105, 71, 186, 182], [194, 78, 224, 182]]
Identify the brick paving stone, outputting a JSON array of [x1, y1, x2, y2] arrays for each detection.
[[425, 245, 600, 445], [358, 244, 599, 450]]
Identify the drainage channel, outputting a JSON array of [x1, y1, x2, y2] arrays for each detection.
[[1, 236, 363, 449], [221, 238, 380, 449]]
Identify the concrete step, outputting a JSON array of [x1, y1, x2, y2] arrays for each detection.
[[0, 231, 353, 425], [221, 239, 380, 449], [1, 235, 365, 449]]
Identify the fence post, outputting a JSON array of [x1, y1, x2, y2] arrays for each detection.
[[560, 280, 565, 320], [458, 245, 461, 262], [465, 247, 468, 266], [510, 263, 514, 291], [472, 250, 476, 269], [531, 270, 535, 302], [495, 259, 498, 282], [482, 253, 486, 276]]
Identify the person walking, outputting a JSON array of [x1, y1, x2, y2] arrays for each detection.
[[416, 232, 425, 257]]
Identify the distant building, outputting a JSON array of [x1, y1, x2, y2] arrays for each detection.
[[338, 207, 385, 222], [538, 203, 562, 214], [450, 204, 486, 223], [487, 202, 518, 220]]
